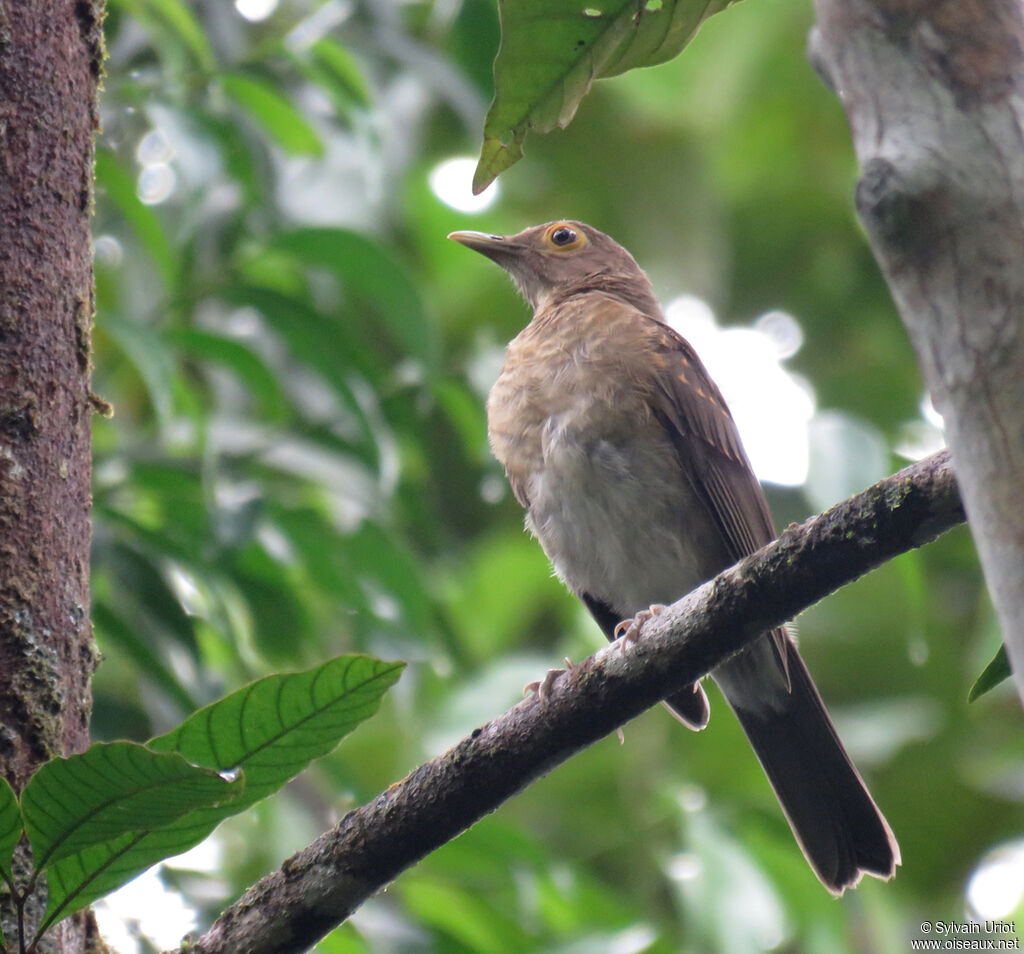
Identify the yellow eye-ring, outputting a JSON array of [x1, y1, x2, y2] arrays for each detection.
[[545, 223, 586, 250]]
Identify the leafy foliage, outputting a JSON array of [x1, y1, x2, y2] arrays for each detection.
[[86, 0, 1023, 951], [473, 0, 739, 192], [0, 656, 399, 948], [22, 743, 243, 871]]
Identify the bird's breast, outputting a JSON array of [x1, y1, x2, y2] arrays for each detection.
[[486, 318, 726, 615]]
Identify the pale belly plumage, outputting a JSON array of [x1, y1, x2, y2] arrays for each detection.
[[523, 408, 726, 618]]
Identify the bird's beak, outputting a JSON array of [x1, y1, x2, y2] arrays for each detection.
[[448, 230, 516, 264]]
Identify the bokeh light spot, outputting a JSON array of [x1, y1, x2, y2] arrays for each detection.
[[429, 157, 499, 213], [137, 164, 177, 205], [235, 0, 278, 22], [665, 296, 814, 486], [967, 841, 1024, 921]]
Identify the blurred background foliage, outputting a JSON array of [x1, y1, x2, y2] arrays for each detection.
[[87, 0, 1023, 951]]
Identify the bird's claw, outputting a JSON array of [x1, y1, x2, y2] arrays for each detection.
[[613, 604, 667, 643], [524, 657, 575, 704]]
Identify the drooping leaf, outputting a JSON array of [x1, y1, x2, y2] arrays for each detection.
[[271, 228, 437, 371], [166, 327, 292, 421], [346, 522, 439, 637], [184, 108, 265, 205], [102, 541, 200, 659], [111, 0, 216, 70], [0, 775, 21, 881], [100, 312, 178, 430], [229, 541, 315, 660], [268, 505, 371, 615], [474, 0, 739, 193], [92, 601, 198, 713], [23, 743, 242, 871], [295, 39, 373, 117], [221, 72, 324, 157], [221, 283, 382, 462], [431, 378, 490, 463], [40, 655, 404, 929], [969, 644, 1011, 702], [400, 877, 523, 953], [311, 40, 371, 106]]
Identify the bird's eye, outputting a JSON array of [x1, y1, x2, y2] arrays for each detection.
[[550, 226, 578, 247]]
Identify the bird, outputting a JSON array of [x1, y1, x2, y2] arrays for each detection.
[[448, 220, 900, 895]]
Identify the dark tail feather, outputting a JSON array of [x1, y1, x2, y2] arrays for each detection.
[[730, 642, 900, 894]]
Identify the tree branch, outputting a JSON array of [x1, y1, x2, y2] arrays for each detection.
[[811, 0, 1024, 703], [181, 449, 963, 954]]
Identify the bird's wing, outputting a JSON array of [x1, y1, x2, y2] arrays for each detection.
[[642, 316, 777, 557], [635, 307, 791, 681]]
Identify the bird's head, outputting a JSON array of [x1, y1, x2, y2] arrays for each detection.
[[448, 220, 658, 315]]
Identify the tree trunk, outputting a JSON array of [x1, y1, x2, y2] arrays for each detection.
[[0, 0, 104, 949], [811, 0, 1024, 704]]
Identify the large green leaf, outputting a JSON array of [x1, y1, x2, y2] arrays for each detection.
[[100, 312, 178, 430], [102, 541, 200, 659], [473, 0, 739, 192], [40, 655, 404, 930], [221, 72, 325, 157], [110, 0, 215, 70], [221, 284, 381, 461], [23, 743, 242, 870], [0, 775, 21, 881], [165, 327, 292, 421], [293, 38, 372, 118], [92, 601, 198, 713], [271, 228, 437, 371]]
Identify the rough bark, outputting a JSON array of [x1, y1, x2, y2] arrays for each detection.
[[0, 0, 105, 949], [811, 0, 1024, 703], [182, 450, 962, 954]]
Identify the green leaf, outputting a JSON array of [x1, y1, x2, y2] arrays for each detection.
[[95, 148, 177, 286], [165, 327, 291, 421], [0, 775, 22, 880], [92, 601, 198, 713], [149, 654, 405, 783], [40, 655, 404, 929], [400, 877, 523, 954], [183, 108, 264, 205], [111, 0, 216, 70], [103, 542, 200, 659], [23, 743, 242, 870], [311, 40, 371, 106], [296, 39, 372, 115], [346, 523, 439, 637], [473, 0, 739, 193], [222, 284, 381, 455], [969, 644, 1011, 702], [230, 542, 314, 660], [269, 506, 371, 614], [100, 313, 177, 430], [271, 228, 437, 370], [221, 72, 324, 157]]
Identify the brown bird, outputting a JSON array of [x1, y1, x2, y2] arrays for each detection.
[[449, 220, 900, 894]]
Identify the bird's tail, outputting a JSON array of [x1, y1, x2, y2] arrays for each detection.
[[725, 638, 900, 894]]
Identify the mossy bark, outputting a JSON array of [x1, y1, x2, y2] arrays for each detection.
[[0, 0, 105, 949]]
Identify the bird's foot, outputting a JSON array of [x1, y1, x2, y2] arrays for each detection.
[[613, 604, 667, 644], [524, 658, 626, 744], [524, 657, 575, 705]]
